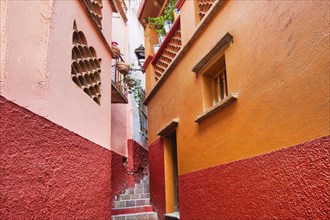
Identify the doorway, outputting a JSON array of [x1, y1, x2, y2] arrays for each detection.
[[165, 132, 179, 214]]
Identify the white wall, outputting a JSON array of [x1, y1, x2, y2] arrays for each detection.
[[111, 0, 147, 155], [126, 0, 148, 149]]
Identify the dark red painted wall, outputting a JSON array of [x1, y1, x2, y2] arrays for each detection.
[[0, 96, 112, 219], [111, 151, 129, 203], [179, 136, 330, 220], [111, 140, 148, 202], [128, 139, 149, 185], [148, 138, 166, 220]]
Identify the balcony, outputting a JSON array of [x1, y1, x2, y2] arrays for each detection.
[[152, 17, 182, 81], [138, 0, 166, 28], [111, 58, 128, 104], [141, 0, 225, 104]]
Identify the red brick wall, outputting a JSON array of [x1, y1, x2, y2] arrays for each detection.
[[0, 96, 112, 219], [179, 136, 330, 220], [148, 138, 166, 220]]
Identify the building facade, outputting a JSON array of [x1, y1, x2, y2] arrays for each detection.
[[0, 0, 147, 219], [140, 0, 330, 219]]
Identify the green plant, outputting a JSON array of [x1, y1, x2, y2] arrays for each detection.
[[163, 0, 176, 21], [123, 69, 145, 103], [147, 16, 166, 35], [147, 0, 176, 35]]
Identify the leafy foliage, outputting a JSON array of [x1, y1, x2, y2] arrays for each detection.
[[147, 0, 176, 35], [123, 69, 145, 103]]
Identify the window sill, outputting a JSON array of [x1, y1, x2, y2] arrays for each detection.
[[195, 93, 238, 123]]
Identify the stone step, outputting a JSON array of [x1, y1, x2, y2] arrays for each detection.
[[112, 174, 155, 219], [123, 187, 150, 195], [135, 183, 150, 189], [114, 199, 150, 208], [139, 179, 149, 185], [112, 211, 158, 220], [112, 205, 153, 215], [119, 193, 150, 201]]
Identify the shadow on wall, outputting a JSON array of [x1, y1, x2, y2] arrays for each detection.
[[148, 138, 166, 220], [111, 139, 149, 203], [128, 139, 149, 184]]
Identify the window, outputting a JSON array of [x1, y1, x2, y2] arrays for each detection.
[[212, 68, 228, 105], [192, 32, 236, 122], [138, 91, 148, 139], [139, 109, 148, 139], [201, 54, 228, 110], [196, 54, 237, 122]]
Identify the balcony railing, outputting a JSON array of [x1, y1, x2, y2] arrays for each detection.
[[198, 0, 216, 19], [151, 17, 182, 81], [111, 58, 128, 103]]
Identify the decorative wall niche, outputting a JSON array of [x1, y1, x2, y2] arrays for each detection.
[[71, 21, 102, 105], [85, 0, 103, 29], [198, 0, 216, 19]]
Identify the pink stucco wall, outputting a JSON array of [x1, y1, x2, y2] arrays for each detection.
[[111, 104, 129, 156], [0, 96, 112, 219], [0, 0, 113, 150], [110, 2, 148, 155], [111, 9, 131, 157], [0, 0, 8, 84]]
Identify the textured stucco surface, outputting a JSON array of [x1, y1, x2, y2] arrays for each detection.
[[112, 140, 149, 202], [128, 139, 149, 184], [111, 151, 129, 203], [146, 0, 330, 175], [149, 138, 166, 220], [0, 96, 112, 219], [179, 136, 330, 220], [111, 104, 128, 156], [1, 0, 113, 150]]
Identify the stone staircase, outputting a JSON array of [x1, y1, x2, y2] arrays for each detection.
[[112, 174, 158, 220]]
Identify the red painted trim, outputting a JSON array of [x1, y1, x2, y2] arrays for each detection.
[[175, 0, 186, 10], [112, 206, 153, 215], [137, 0, 147, 21], [179, 136, 330, 220], [143, 55, 154, 71], [151, 16, 181, 65]]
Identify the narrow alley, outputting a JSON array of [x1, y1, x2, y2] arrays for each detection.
[[0, 0, 329, 220]]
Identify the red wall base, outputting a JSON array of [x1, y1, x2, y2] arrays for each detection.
[[179, 136, 330, 220], [111, 151, 129, 203], [148, 138, 166, 220], [128, 139, 149, 187], [0, 96, 112, 219], [111, 140, 149, 202]]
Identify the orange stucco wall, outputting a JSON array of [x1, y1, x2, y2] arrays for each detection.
[[146, 1, 330, 175]]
